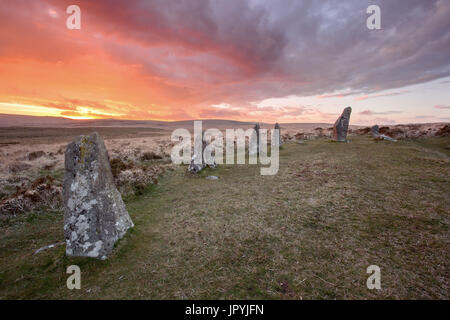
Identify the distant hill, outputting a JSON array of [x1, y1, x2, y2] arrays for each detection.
[[0, 114, 78, 127], [4, 113, 411, 131], [0, 114, 257, 128]]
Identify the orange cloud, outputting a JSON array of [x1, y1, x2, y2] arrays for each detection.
[[1, 1, 449, 123]]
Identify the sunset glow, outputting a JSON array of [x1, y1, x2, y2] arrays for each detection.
[[1, 0, 449, 124]]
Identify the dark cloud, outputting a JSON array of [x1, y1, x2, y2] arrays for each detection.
[[93, 0, 450, 104]]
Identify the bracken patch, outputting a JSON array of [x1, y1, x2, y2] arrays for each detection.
[[0, 175, 62, 216]]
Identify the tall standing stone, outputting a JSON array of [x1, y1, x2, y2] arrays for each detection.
[[188, 130, 216, 173], [255, 123, 260, 153], [274, 123, 282, 146], [63, 132, 134, 259], [332, 107, 352, 142], [371, 125, 380, 137]]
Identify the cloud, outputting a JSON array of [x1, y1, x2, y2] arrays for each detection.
[[358, 110, 402, 116], [373, 117, 397, 125], [317, 91, 361, 99], [198, 104, 336, 123], [0, 0, 449, 121], [434, 105, 450, 109], [415, 115, 436, 119]]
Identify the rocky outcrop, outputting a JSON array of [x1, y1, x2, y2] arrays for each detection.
[[371, 125, 380, 137], [436, 124, 450, 137], [188, 154, 205, 173], [332, 107, 352, 142], [63, 132, 134, 260]]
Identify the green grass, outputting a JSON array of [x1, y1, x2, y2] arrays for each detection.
[[0, 136, 448, 299]]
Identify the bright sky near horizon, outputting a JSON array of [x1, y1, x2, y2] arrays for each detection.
[[0, 0, 449, 124]]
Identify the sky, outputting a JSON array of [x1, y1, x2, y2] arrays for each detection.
[[0, 0, 449, 124]]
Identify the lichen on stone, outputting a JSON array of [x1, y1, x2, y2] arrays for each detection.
[[63, 132, 134, 259]]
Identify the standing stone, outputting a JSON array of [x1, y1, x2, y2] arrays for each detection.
[[332, 107, 352, 142], [255, 123, 260, 152], [249, 123, 260, 155], [371, 125, 380, 137], [188, 154, 205, 173], [273, 123, 282, 146], [371, 124, 397, 142], [63, 132, 134, 259]]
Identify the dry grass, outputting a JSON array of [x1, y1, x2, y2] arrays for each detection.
[[0, 136, 448, 299], [0, 129, 174, 205]]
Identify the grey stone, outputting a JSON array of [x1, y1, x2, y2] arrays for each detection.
[[255, 123, 260, 153], [274, 123, 282, 146], [332, 107, 352, 142], [381, 135, 397, 142], [63, 132, 134, 259], [206, 176, 219, 180], [188, 154, 205, 174], [372, 124, 397, 142], [188, 131, 217, 174]]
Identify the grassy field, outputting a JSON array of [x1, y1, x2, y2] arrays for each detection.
[[0, 136, 448, 299]]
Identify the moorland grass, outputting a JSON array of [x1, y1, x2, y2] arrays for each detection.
[[0, 136, 448, 299]]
